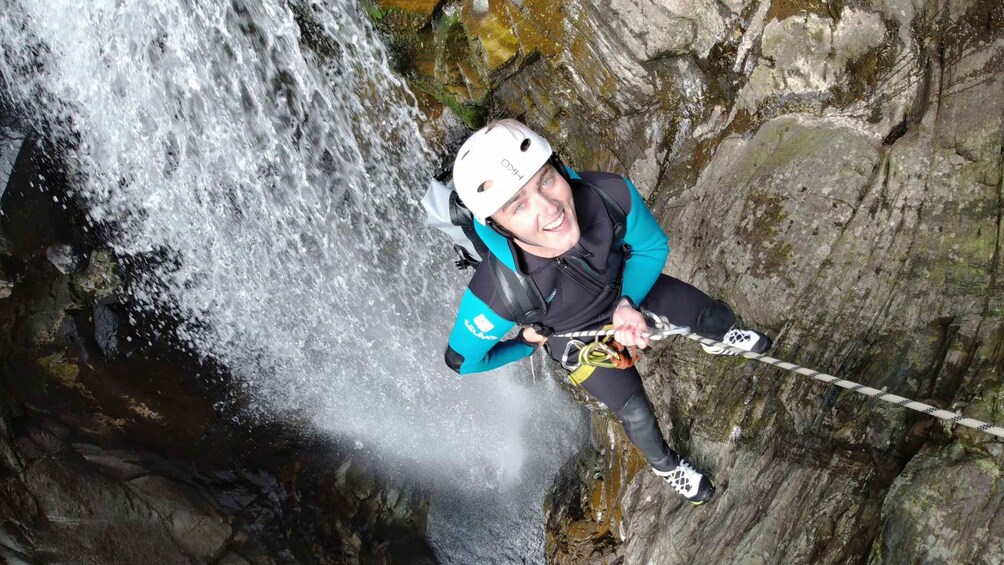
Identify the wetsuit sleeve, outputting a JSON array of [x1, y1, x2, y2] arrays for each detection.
[[621, 178, 670, 305], [445, 289, 534, 375]]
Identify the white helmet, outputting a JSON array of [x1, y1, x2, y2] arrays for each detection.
[[452, 119, 553, 223]]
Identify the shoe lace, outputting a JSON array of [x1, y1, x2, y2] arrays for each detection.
[[664, 460, 698, 496]]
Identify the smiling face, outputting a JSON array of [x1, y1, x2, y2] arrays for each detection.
[[489, 163, 580, 258]]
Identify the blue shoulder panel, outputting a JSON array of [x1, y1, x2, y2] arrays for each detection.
[[621, 178, 670, 304], [447, 289, 533, 374]]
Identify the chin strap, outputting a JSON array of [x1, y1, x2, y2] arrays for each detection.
[[486, 218, 548, 249]]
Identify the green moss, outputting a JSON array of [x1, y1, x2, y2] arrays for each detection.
[[408, 75, 486, 128], [38, 353, 78, 381], [736, 192, 796, 281], [37, 353, 82, 397], [373, 10, 491, 128], [70, 249, 121, 304], [366, 4, 386, 21], [972, 456, 1002, 478]]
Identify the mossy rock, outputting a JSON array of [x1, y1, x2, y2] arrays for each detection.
[[70, 249, 121, 304], [370, 5, 433, 34], [37, 352, 80, 383], [374, 0, 441, 18], [459, 2, 520, 70]]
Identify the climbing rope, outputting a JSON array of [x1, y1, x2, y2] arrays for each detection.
[[577, 339, 638, 370], [556, 311, 1004, 440], [560, 329, 639, 372]]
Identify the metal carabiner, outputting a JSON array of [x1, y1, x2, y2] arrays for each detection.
[[561, 339, 586, 371]]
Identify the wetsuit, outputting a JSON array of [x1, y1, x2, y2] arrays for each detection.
[[444, 171, 735, 472]]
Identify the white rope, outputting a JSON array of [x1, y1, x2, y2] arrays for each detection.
[[529, 348, 537, 383], [556, 314, 1004, 440]]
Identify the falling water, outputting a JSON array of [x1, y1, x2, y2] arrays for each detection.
[[0, 0, 585, 561]]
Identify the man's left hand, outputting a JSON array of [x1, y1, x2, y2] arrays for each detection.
[[521, 326, 549, 346]]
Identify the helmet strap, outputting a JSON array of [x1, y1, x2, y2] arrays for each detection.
[[548, 153, 572, 182]]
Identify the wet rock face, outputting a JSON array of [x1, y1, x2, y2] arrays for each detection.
[[0, 409, 435, 564], [45, 242, 89, 275], [0, 137, 436, 563], [376, 0, 1003, 563], [544, 414, 646, 565], [0, 115, 24, 296], [2, 420, 236, 564]]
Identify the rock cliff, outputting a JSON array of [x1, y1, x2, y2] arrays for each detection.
[[373, 0, 1004, 562]]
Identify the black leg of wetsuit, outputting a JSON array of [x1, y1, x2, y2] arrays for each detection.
[[576, 364, 679, 472], [615, 389, 680, 472], [544, 274, 735, 472], [640, 275, 736, 340], [575, 361, 644, 414]]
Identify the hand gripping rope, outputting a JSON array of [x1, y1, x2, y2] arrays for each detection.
[[555, 311, 1004, 440]]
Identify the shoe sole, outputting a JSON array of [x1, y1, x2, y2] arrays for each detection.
[[690, 478, 716, 505], [752, 335, 773, 354]]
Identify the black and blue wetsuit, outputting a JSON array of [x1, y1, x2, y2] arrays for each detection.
[[444, 171, 735, 472]]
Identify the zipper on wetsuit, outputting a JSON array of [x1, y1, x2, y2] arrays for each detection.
[[554, 257, 605, 295]]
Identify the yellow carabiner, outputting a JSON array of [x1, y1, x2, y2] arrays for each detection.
[[566, 325, 639, 384], [579, 341, 621, 369]]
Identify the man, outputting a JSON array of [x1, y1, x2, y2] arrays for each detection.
[[443, 120, 771, 505]]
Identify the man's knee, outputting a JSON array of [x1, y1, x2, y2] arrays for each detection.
[[615, 392, 677, 470], [616, 391, 658, 429], [695, 299, 736, 339]]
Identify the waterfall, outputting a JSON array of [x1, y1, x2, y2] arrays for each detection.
[[0, 0, 585, 561]]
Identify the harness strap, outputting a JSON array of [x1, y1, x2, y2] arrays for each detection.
[[488, 253, 548, 326]]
